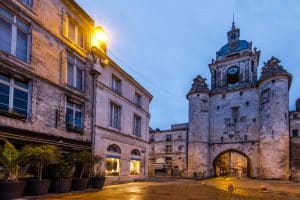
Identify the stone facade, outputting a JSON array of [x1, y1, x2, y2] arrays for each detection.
[[0, 0, 96, 150], [94, 58, 152, 185], [150, 22, 297, 180], [188, 23, 292, 180], [148, 124, 188, 176], [290, 99, 300, 181]]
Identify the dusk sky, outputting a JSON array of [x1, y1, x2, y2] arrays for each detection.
[[77, 0, 300, 130]]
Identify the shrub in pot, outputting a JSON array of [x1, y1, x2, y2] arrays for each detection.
[[72, 150, 100, 191], [90, 155, 105, 189], [50, 154, 74, 193], [22, 145, 60, 195], [0, 139, 25, 200]]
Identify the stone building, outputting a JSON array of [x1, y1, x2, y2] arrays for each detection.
[[148, 123, 188, 176], [93, 56, 152, 184], [290, 99, 300, 181], [0, 0, 96, 151], [150, 22, 297, 180]]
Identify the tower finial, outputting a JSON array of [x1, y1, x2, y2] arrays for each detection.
[[232, 11, 236, 29]]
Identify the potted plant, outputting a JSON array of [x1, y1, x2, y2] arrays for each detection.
[[22, 145, 59, 195], [0, 139, 25, 200], [72, 150, 96, 191], [50, 153, 74, 193], [90, 155, 105, 189]]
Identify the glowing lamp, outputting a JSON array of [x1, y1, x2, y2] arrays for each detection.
[[92, 26, 108, 53]]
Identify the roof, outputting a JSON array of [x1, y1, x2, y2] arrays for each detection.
[[217, 40, 251, 57], [107, 56, 153, 101]]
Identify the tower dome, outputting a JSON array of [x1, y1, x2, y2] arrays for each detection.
[[216, 22, 252, 59]]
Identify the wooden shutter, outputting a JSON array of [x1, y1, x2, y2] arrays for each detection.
[[62, 9, 68, 38], [61, 49, 67, 84]]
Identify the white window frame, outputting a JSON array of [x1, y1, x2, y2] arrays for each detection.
[[67, 53, 85, 91], [134, 92, 142, 107], [0, 6, 31, 63], [110, 102, 121, 129], [133, 114, 142, 137], [0, 75, 30, 118], [111, 75, 122, 95], [66, 100, 83, 130]]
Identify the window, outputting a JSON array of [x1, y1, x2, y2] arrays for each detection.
[[0, 74, 29, 119], [67, 19, 85, 49], [106, 144, 121, 176], [0, 7, 31, 62], [130, 149, 141, 175], [65, 100, 83, 132], [292, 129, 299, 137], [133, 114, 142, 137], [130, 160, 140, 175], [134, 92, 142, 107], [107, 144, 121, 153], [293, 114, 298, 119], [110, 102, 121, 129], [67, 53, 84, 91], [22, 0, 33, 7], [178, 145, 184, 151], [231, 107, 239, 117], [150, 134, 155, 142], [105, 157, 120, 176], [166, 145, 172, 153], [112, 75, 122, 95], [166, 134, 172, 141], [261, 89, 270, 104]]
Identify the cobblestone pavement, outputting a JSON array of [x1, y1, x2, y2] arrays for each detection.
[[37, 179, 300, 200]]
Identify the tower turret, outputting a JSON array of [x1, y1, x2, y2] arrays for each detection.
[[187, 75, 210, 177], [258, 56, 292, 179]]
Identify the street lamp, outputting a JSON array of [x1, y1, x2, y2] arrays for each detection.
[[91, 26, 109, 65]]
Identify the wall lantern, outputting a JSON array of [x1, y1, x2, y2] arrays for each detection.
[[91, 26, 109, 65]]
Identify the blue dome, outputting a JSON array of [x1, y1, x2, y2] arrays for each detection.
[[217, 40, 251, 57]]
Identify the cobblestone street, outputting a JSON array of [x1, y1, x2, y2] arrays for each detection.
[[38, 178, 300, 200]]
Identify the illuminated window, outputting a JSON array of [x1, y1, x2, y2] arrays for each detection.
[[105, 157, 120, 176], [130, 160, 140, 175], [130, 149, 141, 175]]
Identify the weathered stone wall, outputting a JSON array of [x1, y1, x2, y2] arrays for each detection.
[[187, 92, 210, 177], [0, 0, 94, 147], [94, 60, 152, 184], [148, 128, 188, 176], [290, 111, 300, 181], [258, 76, 290, 179]]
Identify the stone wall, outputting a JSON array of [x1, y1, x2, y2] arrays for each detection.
[[290, 111, 300, 181], [94, 59, 152, 184], [148, 128, 188, 177], [0, 0, 94, 149]]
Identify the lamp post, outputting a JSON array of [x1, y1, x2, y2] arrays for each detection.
[[90, 26, 109, 170]]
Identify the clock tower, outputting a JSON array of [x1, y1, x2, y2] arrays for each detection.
[[209, 21, 260, 91]]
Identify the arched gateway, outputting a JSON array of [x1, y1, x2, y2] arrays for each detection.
[[213, 149, 252, 178]]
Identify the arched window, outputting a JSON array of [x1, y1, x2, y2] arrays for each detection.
[[131, 149, 141, 156], [107, 144, 121, 153]]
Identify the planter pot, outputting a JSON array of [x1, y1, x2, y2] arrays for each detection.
[[90, 177, 106, 189], [51, 178, 72, 193], [26, 179, 51, 195], [0, 181, 25, 200], [72, 178, 89, 191]]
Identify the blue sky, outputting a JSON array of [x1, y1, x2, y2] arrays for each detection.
[[77, 0, 300, 130]]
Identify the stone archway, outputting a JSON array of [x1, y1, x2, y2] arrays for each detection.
[[213, 149, 253, 178]]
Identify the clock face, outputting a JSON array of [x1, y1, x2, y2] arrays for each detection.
[[227, 66, 239, 75], [227, 66, 239, 85]]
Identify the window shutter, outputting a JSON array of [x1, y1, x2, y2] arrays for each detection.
[[61, 50, 67, 84], [62, 10, 68, 38]]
